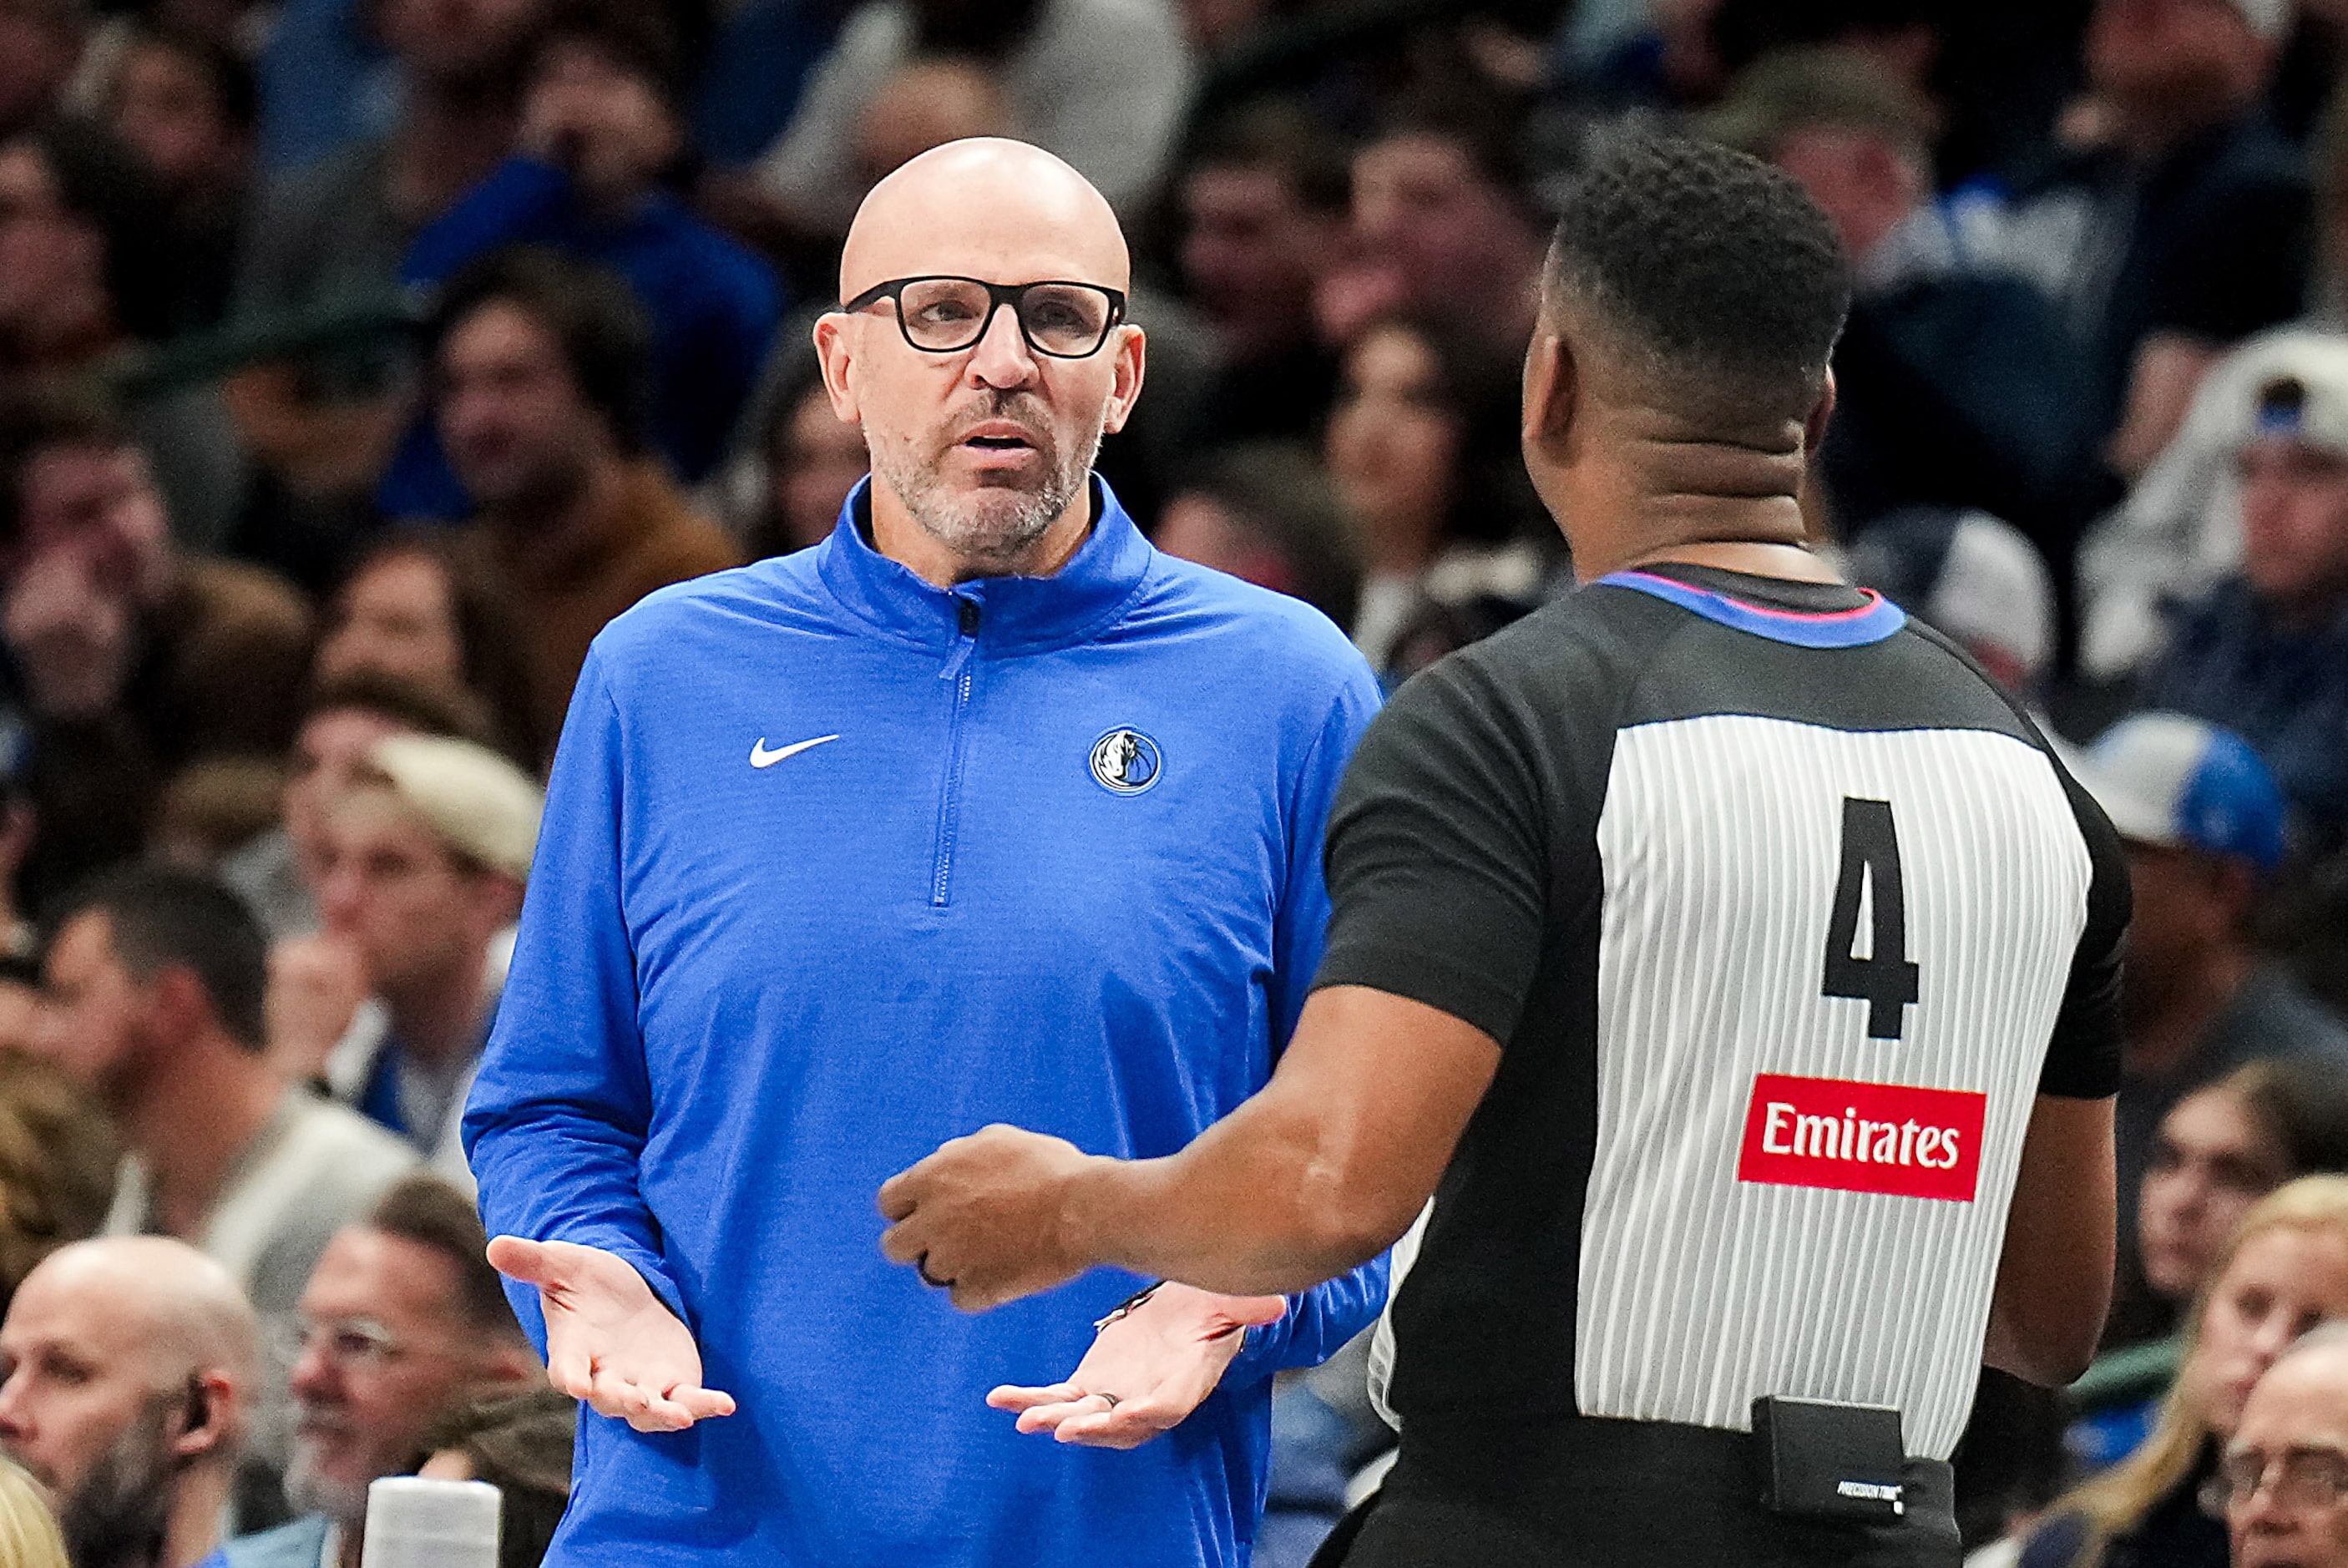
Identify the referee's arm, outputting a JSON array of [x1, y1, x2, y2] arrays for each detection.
[[1985, 1093, 2116, 1387]]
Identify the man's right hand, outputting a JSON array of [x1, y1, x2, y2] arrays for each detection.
[[486, 1237, 736, 1433]]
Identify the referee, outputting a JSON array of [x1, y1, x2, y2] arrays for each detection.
[[880, 133, 2128, 1566]]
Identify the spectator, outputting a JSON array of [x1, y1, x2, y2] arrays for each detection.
[[0, 1050, 116, 1315], [1155, 442, 1361, 631], [1703, 48, 2102, 565], [1320, 101, 1546, 358], [736, 342, 867, 560], [847, 55, 1018, 199], [2068, 1060, 2348, 1472], [1323, 315, 1548, 670], [0, 388, 310, 917], [304, 736, 539, 1186], [757, 0, 1192, 231], [1844, 508, 2059, 697], [100, 18, 257, 334], [217, 1176, 536, 1568], [226, 0, 547, 554], [32, 867, 413, 1335], [0, 1237, 260, 1568], [426, 247, 739, 748], [1991, 0, 2308, 481], [2075, 713, 2348, 1344], [0, 116, 245, 549], [2015, 1174, 2348, 1568], [311, 530, 544, 766], [0, 1456, 68, 1568], [2220, 1319, 2348, 1566], [222, 670, 496, 950], [411, 1390, 574, 1568], [149, 757, 286, 873], [1172, 99, 1347, 448], [2137, 365, 2348, 834], [383, 0, 784, 517], [0, 0, 83, 143]]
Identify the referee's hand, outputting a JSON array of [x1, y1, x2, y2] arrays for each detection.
[[486, 1237, 737, 1433], [878, 1124, 1093, 1310]]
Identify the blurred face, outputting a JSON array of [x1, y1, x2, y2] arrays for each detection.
[[524, 38, 681, 184], [2143, 1086, 2294, 1300], [29, 914, 148, 1112], [0, 142, 104, 344], [315, 792, 504, 999], [316, 553, 464, 691], [2122, 843, 2242, 1024], [12, 443, 174, 606], [437, 300, 604, 515], [283, 708, 408, 873], [1326, 324, 1460, 559], [1156, 491, 1298, 598], [109, 42, 241, 193], [0, 0, 79, 136], [767, 384, 868, 554], [0, 1260, 172, 1500], [1181, 163, 1326, 356], [2239, 438, 2348, 619], [285, 1229, 492, 1521], [1769, 126, 1925, 265], [2228, 1348, 2348, 1568], [2087, 0, 2270, 114], [2191, 1226, 2348, 1438], [1351, 133, 1526, 315], [377, 0, 544, 84]]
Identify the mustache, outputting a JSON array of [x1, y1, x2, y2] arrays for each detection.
[[947, 392, 1051, 442]]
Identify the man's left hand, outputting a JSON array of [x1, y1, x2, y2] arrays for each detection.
[[986, 1282, 1288, 1449], [878, 1125, 1096, 1311]]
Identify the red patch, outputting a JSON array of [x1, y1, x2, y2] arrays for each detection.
[[1736, 1074, 1986, 1202]]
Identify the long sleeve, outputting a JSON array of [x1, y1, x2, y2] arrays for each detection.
[[1224, 662, 1389, 1382], [463, 649, 689, 1340], [402, 156, 576, 287]]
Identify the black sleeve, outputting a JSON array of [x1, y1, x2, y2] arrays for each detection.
[[2038, 756, 2132, 1099], [1312, 655, 1561, 1047]]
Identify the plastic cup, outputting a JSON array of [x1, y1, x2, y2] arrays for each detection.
[[359, 1476, 501, 1568]]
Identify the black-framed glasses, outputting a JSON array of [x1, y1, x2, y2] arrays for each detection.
[[839, 276, 1127, 359], [2202, 1445, 2348, 1515]]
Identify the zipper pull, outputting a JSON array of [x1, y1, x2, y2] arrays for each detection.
[[940, 596, 979, 680]]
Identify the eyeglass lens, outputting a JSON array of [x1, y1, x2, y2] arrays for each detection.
[[897, 280, 1116, 357], [2216, 1449, 2348, 1511]]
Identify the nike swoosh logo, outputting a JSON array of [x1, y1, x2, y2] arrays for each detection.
[[751, 735, 840, 768]]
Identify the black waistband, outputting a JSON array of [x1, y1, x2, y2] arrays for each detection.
[[1385, 1412, 1960, 1566]]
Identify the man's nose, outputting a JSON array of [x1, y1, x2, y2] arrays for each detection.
[[965, 300, 1038, 390], [0, 1373, 33, 1440]]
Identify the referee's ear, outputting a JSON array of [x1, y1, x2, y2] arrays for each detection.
[[1521, 328, 1578, 461]]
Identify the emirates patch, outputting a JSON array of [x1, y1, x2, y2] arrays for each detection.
[[1736, 1073, 1986, 1203]]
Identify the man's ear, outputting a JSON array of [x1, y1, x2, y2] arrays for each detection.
[[812, 313, 862, 425], [1804, 370, 1838, 457], [1100, 324, 1148, 438], [145, 966, 215, 1044], [170, 1371, 232, 1462], [1521, 329, 1577, 457]]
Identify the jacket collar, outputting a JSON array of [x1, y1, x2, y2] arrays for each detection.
[[815, 474, 1153, 655]]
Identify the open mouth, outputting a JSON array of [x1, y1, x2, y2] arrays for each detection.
[[964, 436, 1030, 450]]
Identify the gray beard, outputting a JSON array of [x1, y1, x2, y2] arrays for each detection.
[[871, 402, 1106, 571], [283, 1438, 370, 1525], [58, 1406, 175, 1568]]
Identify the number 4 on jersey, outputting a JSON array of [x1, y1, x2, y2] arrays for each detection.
[[1822, 797, 1920, 1039]]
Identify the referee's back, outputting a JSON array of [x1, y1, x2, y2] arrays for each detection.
[[1308, 134, 2127, 1568]]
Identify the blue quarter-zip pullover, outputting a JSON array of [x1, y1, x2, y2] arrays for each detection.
[[463, 478, 1387, 1566]]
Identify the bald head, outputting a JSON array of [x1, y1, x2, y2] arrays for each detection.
[[18, 1239, 257, 1386], [840, 138, 1129, 303]]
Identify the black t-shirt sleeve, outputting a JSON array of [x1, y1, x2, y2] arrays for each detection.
[[1313, 657, 1559, 1046], [2039, 758, 2132, 1099]]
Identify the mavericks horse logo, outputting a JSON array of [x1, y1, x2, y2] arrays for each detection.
[[1089, 728, 1163, 796]]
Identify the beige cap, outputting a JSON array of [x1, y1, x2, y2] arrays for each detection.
[[362, 735, 544, 883], [1698, 46, 1938, 160]]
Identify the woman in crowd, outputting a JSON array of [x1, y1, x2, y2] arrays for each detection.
[[1322, 312, 1551, 673], [314, 529, 545, 768], [2012, 1173, 2348, 1568], [0, 1457, 68, 1568], [415, 1389, 578, 1568]]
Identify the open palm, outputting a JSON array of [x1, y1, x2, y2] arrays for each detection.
[[488, 1236, 736, 1433], [986, 1282, 1287, 1449]]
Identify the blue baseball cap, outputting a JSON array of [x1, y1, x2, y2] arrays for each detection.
[[2077, 713, 2287, 871]]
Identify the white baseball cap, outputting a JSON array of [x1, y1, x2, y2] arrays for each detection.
[[363, 735, 544, 883], [2224, 0, 2296, 43], [2073, 712, 2287, 870]]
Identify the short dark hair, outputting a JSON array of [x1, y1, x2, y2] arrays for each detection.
[[0, 385, 131, 555], [49, 867, 267, 1049], [121, 17, 260, 136], [13, 116, 176, 341], [300, 667, 498, 752], [423, 245, 655, 453], [2226, 1059, 2348, 1178], [534, 0, 686, 111], [1544, 131, 1851, 422], [366, 1175, 525, 1342], [1187, 98, 1350, 216]]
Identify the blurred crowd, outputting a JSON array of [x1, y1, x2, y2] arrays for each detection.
[[0, 0, 2342, 1564]]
